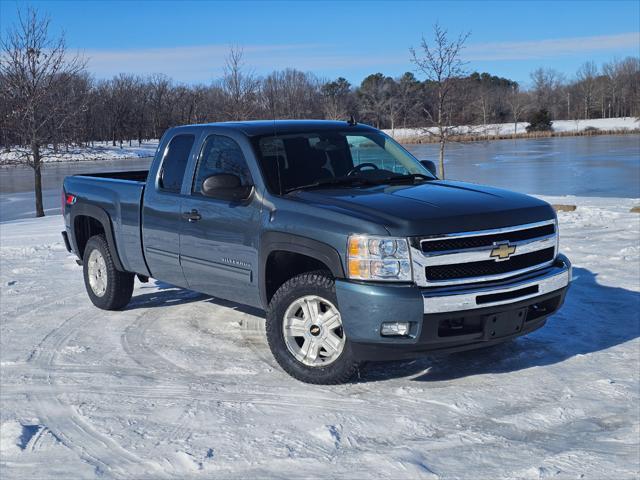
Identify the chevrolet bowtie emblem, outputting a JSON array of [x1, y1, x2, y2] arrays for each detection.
[[490, 242, 516, 261]]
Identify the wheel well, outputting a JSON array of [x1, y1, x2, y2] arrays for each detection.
[[74, 215, 105, 258], [265, 251, 331, 303]]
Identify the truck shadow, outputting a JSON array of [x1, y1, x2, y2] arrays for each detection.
[[127, 280, 265, 317], [360, 267, 640, 383], [126, 281, 207, 310]]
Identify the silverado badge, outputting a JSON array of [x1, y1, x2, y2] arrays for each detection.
[[490, 242, 516, 261]]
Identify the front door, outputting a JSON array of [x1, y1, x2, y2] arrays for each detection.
[[179, 134, 262, 307]]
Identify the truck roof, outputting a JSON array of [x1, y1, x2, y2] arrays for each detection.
[[169, 119, 379, 137]]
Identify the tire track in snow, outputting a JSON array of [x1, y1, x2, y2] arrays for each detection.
[[26, 310, 167, 479], [119, 310, 395, 412]]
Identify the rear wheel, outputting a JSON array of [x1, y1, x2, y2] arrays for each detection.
[[266, 271, 358, 384], [83, 234, 134, 310]]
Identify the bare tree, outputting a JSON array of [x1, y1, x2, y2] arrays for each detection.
[[221, 47, 258, 120], [530, 68, 564, 118], [410, 23, 469, 178], [616, 57, 640, 118], [0, 7, 86, 217], [148, 73, 172, 138], [262, 69, 321, 119], [471, 73, 495, 138], [506, 84, 528, 135], [576, 61, 598, 119]]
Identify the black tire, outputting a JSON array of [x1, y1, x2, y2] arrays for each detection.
[[266, 271, 358, 384], [82, 234, 134, 310]]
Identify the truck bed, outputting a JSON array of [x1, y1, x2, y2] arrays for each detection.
[[63, 172, 149, 276], [75, 170, 149, 182]]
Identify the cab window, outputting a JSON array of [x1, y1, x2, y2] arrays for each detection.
[[158, 134, 195, 193], [192, 135, 252, 195]]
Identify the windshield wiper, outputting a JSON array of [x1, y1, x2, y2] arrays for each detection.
[[383, 173, 434, 185], [284, 176, 378, 194], [283, 173, 434, 195]]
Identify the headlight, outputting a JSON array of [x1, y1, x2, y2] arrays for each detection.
[[347, 235, 412, 281]]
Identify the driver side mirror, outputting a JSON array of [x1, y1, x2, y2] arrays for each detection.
[[202, 174, 252, 201], [420, 160, 438, 178]]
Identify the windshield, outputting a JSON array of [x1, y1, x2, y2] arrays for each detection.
[[252, 130, 434, 194]]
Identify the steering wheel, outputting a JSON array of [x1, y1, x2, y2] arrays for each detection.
[[347, 162, 380, 176]]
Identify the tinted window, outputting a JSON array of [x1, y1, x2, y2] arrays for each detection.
[[158, 134, 195, 193], [252, 131, 431, 194], [192, 135, 252, 194]]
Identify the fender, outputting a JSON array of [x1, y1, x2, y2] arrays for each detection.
[[70, 202, 125, 272], [259, 231, 345, 307]]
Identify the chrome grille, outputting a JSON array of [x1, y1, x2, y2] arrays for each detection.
[[420, 223, 555, 252], [411, 220, 557, 287]]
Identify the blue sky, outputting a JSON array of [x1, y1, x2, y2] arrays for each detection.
[[1, 0, 639, 86]]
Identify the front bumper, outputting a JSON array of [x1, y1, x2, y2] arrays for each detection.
[[421, 257, 570, 314], [335, 254, 571, 361]]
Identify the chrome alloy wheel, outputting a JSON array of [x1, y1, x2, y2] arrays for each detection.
[[87, 249, 108, 297], [282, 295, 346, 367]]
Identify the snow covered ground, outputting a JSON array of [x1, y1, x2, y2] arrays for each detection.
[[0, 141, 159, 166], [386, 117, 640, 141], [0, 196, 639, 479]]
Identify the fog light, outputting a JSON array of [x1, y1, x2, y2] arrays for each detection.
[[381, 322, 410, 336]]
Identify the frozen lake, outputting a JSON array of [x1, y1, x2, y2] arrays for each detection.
[[1, 134, 638, 222], [0, 158, 152, 222], [406, 134, 640, 198]]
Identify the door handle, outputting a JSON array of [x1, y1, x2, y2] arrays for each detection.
[[182, 209, 201, 222]]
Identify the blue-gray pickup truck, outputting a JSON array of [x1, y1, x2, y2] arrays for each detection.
[[62, 120, 571, 384]]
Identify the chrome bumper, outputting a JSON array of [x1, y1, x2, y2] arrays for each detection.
[[422, 255, 571, 314]]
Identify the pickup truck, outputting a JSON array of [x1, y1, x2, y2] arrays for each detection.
[[62, 120, 571, 384]]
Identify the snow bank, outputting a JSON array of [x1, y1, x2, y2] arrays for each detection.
[[1, 197, 638, 479], [0, 140, 159, 166], [386, 116, 640, 141]]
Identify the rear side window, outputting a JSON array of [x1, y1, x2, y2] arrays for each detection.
[[158, 134, 195, 193]]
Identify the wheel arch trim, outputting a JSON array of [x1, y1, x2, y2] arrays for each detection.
[[70, 202, 125, 272], [259, 231, 345, 308]]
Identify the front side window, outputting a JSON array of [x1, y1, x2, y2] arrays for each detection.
[[158, 134, 195, 193], [347, 136, 406, 173], [192, 135, 252, 195], [253, 130, 433, 194]]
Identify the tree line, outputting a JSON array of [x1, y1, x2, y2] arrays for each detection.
[[3, 54, 638, 150]]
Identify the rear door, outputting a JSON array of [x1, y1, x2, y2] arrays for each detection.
[[142, 133, 196, 287], [179, 134, 262, 306]]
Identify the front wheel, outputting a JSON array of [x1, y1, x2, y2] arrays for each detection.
[[82, 234, 134, 310], [266, 271, 358, 384]]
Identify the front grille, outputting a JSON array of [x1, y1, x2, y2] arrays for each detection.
[[421, 224, 555, 253], [412, 220, 558, 286], [425, 247, 555, 281]]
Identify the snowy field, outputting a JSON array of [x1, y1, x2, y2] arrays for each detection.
[[1, 196, 639, 479], [385, 117, 640, 141], [0, 141, 158, 165]]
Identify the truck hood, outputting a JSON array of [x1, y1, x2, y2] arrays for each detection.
[[290, 180, 555, 236]]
